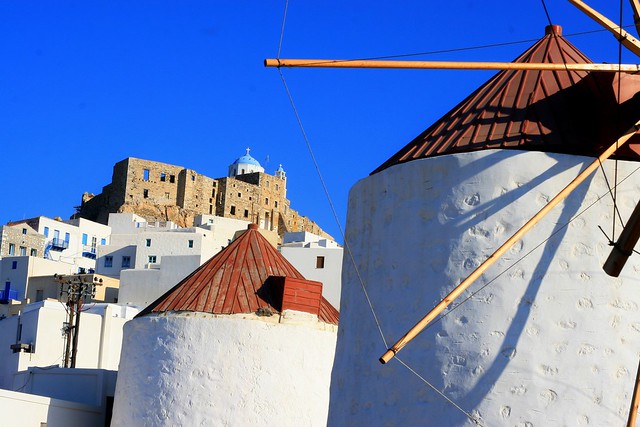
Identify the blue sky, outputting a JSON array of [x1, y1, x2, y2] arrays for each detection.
[[0, 1, 637, 241]]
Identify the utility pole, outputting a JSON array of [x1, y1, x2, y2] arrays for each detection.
[[55, 274, 101, 368]]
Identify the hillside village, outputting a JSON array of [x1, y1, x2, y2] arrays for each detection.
[[0, 150, 343, 426]]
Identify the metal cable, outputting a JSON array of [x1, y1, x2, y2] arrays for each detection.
[[276, 0, 289, 59]]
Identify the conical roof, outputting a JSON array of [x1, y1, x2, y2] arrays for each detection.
[[137, 224, 339, 324], [373, 25, 640, 174]]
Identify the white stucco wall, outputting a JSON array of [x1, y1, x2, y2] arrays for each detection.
[[112, 312, 337, 427], [329, 150, 640, 426]]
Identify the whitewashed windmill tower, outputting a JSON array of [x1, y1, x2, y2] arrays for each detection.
[[264, 1, 640, 426], [110, 224, 339, 427]]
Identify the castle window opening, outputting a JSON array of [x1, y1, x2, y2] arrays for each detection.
[[316, 256, 325, 269], [209, 205, 213, 214], [170, 175, 175, 183], [244, 209, 249, 218], [238, 192, 241, 198], [230, 206, 236, 215], [165, 192, 170, 199], [275, 184, 279, 191], [160, 173, 166, 182], [143, 169, 150, 181], [191, 175, 195, 181], [275, 201, 278, 208], [143, 189, 149, 198], [266, 180, 270, 188], [19, 246, 26, 256], [265, 198, 269, 205], [212, 189, 216, 197]]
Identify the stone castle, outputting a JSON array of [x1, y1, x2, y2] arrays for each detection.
[[76, 149, 332, 241]]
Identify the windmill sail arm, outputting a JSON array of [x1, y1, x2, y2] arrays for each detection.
[[629, 0, 640, 38], [265, 58, 640, 73], [569, 0, 640, 57], [379, 118, 640, 364]]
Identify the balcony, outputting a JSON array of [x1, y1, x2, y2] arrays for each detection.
[[50, 238, 69, 251], [82, 245, 97, 259], [0, 289, 18, 304]]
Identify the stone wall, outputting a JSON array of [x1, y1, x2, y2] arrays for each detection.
[[77, 157, 332, 241]]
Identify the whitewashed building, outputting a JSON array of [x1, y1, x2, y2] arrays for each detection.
[[328, 26, 640, 426], [279, 231, 343, 308]]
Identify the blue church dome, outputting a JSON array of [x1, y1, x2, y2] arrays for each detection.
[[232, 148, 261, 167]]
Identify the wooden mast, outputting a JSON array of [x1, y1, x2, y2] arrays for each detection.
[[265, 58, 640, 73], [379, 119, 640, 364]]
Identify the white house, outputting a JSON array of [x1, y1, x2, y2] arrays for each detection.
[[279, 231, 343, 308]]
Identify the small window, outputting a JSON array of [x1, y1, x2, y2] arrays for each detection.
[[11, 261, 17, 269], [165, 192, 170, 198], [160, 173, 166, 182], [230, 206, 236, 215], [19, 246, 26, 256], [316, 256, 325, 269], [104, 256, 113, 268], [82, 233, 88, 245], [143, 189, 149, 198], [188, 240, 194, 248], [64, 232, 70, 243], [143, 169, 150, 181], [212, 189, 216, 197], [122, 256, 131, 268], [266, 180, 270, 188], [238, 192, 241, 198], [265, 198, 269, 205], [101, 238, 106, 245], [275, 201, 278, 208], [22, 228, 27, 235], [146, 239, 151, 247], [170, 175, 175, 183], [191, 175, 195, 181], [30, 249, 37, 257], [244, 209, 249, 218], [148, 255, 157, 263], [8, 244, 15, 255], [44, 226, 49, 237]]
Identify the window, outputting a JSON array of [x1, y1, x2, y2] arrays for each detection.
[[30, 249, 37, 257], [54, 230, 60, 240], [35, 290, 44, 302], [8, 244, 15, 255], [265, 198, 269, 205], [230, 206, 236, 215], [122, 256, 131, 268], [22, 228, 27, 235], [212, 189, 216, 197], [143, 189, 149, 198], [101, 238, 106, 245], [165, 192, 170, 199], [64, 232, 70, 243], [19, 246, 26, 256], [316, 256, 325, 269], [11, 261, 17, 269], [44, 226, 49, 237], [266, 180, 270, 188], [170, 175, 175, 183], [82, 233, 88, 245], [148, 255, 157, 263], [160, 173, 166, 182], [104, 256, 113, 268], [238, 192, 241, 197], [244, 209, 249, 218], [191, 175, 195, 181], [146, 239, 151, 247], [275, 201, 278, 208], [188, 240, 194, 248], [143, 169, 150, 181]]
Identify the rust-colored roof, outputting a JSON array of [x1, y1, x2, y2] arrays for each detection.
[[373, 25, 640, 174], [137, 224, 339, 324]]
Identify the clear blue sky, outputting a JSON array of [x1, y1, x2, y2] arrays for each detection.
[[0, 1, 636, 241]]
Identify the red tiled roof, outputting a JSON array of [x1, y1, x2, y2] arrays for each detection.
[[137, 224, 339, 325], [373, 25, 640, 174]]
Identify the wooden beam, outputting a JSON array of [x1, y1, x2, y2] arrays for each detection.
[[264, 58, 640, 73], [627, 358, 640, 427], [379, 119, 640, 364], [630, 0, 640, 40], [569, 0, 640, 57], [603, 199, 640, 276]]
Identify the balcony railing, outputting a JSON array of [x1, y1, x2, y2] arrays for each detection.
[[50, 238, 69, 251], [0, 289, 18, 303]]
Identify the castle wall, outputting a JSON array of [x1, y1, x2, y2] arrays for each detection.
[[329, 150, 640, 426]]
